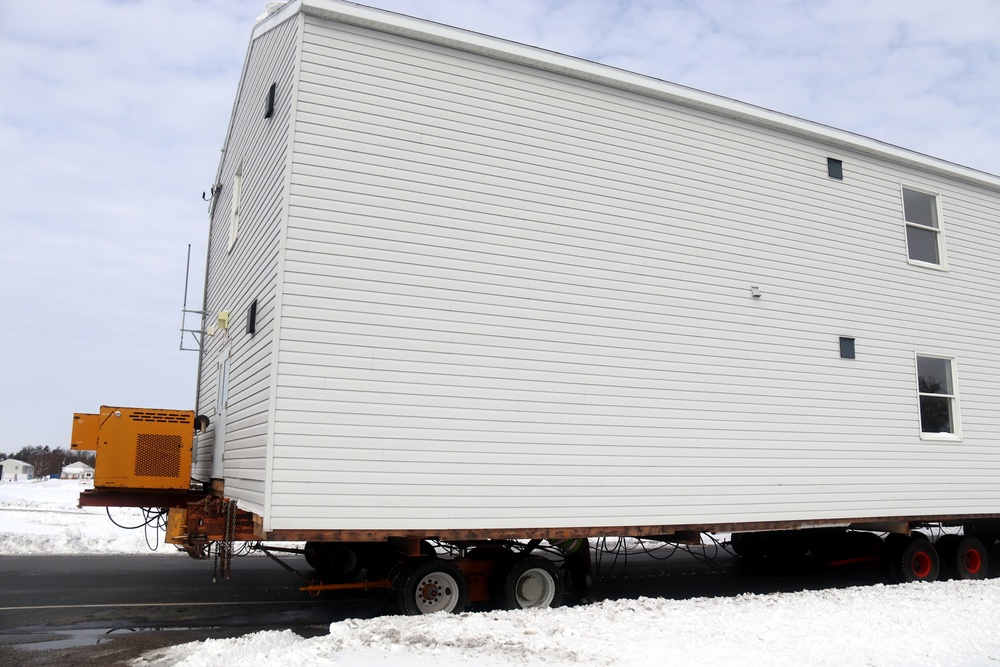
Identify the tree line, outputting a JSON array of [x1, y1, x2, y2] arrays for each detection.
[[3, 446, 97, 477]]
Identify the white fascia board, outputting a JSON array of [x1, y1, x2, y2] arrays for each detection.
[[252, 0, 302, 38], [250, 0, 1000, 191]]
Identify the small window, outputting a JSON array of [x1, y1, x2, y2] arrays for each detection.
[[903, 187, 943, 266], [839, 337, 855, 359], [916, 355, 959, 437], [264, 83, 276, 119], [246, 299, 258, 335], [827, 158, 843, 180], [227, 162, 243, 253]]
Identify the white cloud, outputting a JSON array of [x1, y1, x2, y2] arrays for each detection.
[[0, 1, 256, 449]]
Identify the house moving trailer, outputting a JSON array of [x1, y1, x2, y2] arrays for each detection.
[[72, 0, 1000, 614]]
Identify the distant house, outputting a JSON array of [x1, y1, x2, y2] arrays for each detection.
[[60, 461, 94, 480], [0, 459, 34, 482]]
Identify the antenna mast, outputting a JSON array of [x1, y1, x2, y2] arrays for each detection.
[[179, 244, 206, 351]]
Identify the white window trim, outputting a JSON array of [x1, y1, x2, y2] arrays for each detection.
[[227, 162, 243, 254], [216, 346, 232, 415], [914, 352, 962, 441], [901, 184, 948, 271]]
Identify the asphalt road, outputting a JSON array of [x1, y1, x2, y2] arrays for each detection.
[[0, 553, 381, 667], [0, 542, 984, 667]]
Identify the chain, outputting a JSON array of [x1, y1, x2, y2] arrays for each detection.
[[212, 500, 221, 583], [211, 498, 237, 583], [222, 498, 236, 579]]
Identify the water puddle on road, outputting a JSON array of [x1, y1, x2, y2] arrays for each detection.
[[13, 626, 213, 651]]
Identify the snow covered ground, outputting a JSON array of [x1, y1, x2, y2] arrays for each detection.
[[3, 478, 1000, 666], [134, 582, 1000, 667], [0, 478, 177, 555]]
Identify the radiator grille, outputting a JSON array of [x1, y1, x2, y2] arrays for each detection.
[[134, 434, 182, 478], [130, 411, 190, 424]]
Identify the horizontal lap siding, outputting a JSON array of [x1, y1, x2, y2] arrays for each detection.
[[267, 16, 1000, 531], [194, 16, 298, 514]]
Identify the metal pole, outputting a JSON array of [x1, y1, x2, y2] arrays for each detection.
[[180, 244, 192, 350]]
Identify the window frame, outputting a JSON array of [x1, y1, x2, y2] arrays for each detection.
[[914, 353, 962, 441], [264, 82, 277, 119], [216, 350, 231, 414], [227, 162, 243, 254], [901, 184, 947, 270]]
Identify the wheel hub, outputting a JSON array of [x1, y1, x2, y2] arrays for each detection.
[[964, 549, 983, 574], [416, 576, 455, 610], [518, 577, 544, 602], [912, 552, 932, 578], [515, 568, 555, 608]]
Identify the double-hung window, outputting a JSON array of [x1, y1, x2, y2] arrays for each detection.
[[916, 355, 959, 437], [902, 187, 944, 267]]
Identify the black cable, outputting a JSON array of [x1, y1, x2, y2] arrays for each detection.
[[142, 508, 164, 551], [105, 507, 163, 530]]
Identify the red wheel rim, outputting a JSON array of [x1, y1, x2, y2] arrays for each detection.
[[912, 551, 932, 578], [964, 549, 983, 574]]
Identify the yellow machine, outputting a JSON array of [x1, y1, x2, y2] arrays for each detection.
[[71, 406, 195, 490]]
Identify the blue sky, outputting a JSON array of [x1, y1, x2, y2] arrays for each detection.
[[1, 0, 999, 453]]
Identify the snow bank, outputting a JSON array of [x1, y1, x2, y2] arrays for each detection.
[[134, 579, 1000, 667], [0, 478, 177, 555]]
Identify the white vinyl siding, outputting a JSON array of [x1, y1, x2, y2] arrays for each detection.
[[250, 14, 1000, 533], [193, 15, 299, 513]]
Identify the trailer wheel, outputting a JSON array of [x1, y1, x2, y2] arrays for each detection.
[[730, 532, 769, 560], [811, 530, 881, 566], [963, 522, 1000, 547], [934, 535, 960, 578], [395, 559, 468, 615], [496, 556, 564, 610], [939, 536, 988, 580], [885, 535, 939, 584], [304, 542, 365, 582], [365, 559, 407, 612], [304, 541, 324, 570]]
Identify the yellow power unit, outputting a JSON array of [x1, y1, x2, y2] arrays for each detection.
[[71, 407, 194, 490]]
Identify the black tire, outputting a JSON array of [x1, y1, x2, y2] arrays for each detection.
[[812, 530, 881, 565], [939, 535, 988, 580], [366, 558, 407, 612], [304, 541, 325, 570], [885, 535, 939, 583], [844, 531, 884, 558], [730, 532, 770, 559], [495, 556, 564, 610], [731, 531, 806, 569], [964, 522, 1000, 547], [883, 533, 909, 582], [394, 559, 468, 615], [304, 542, 365, 582], [934, 534, 961, 579], [803, 528, 847, 562]]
